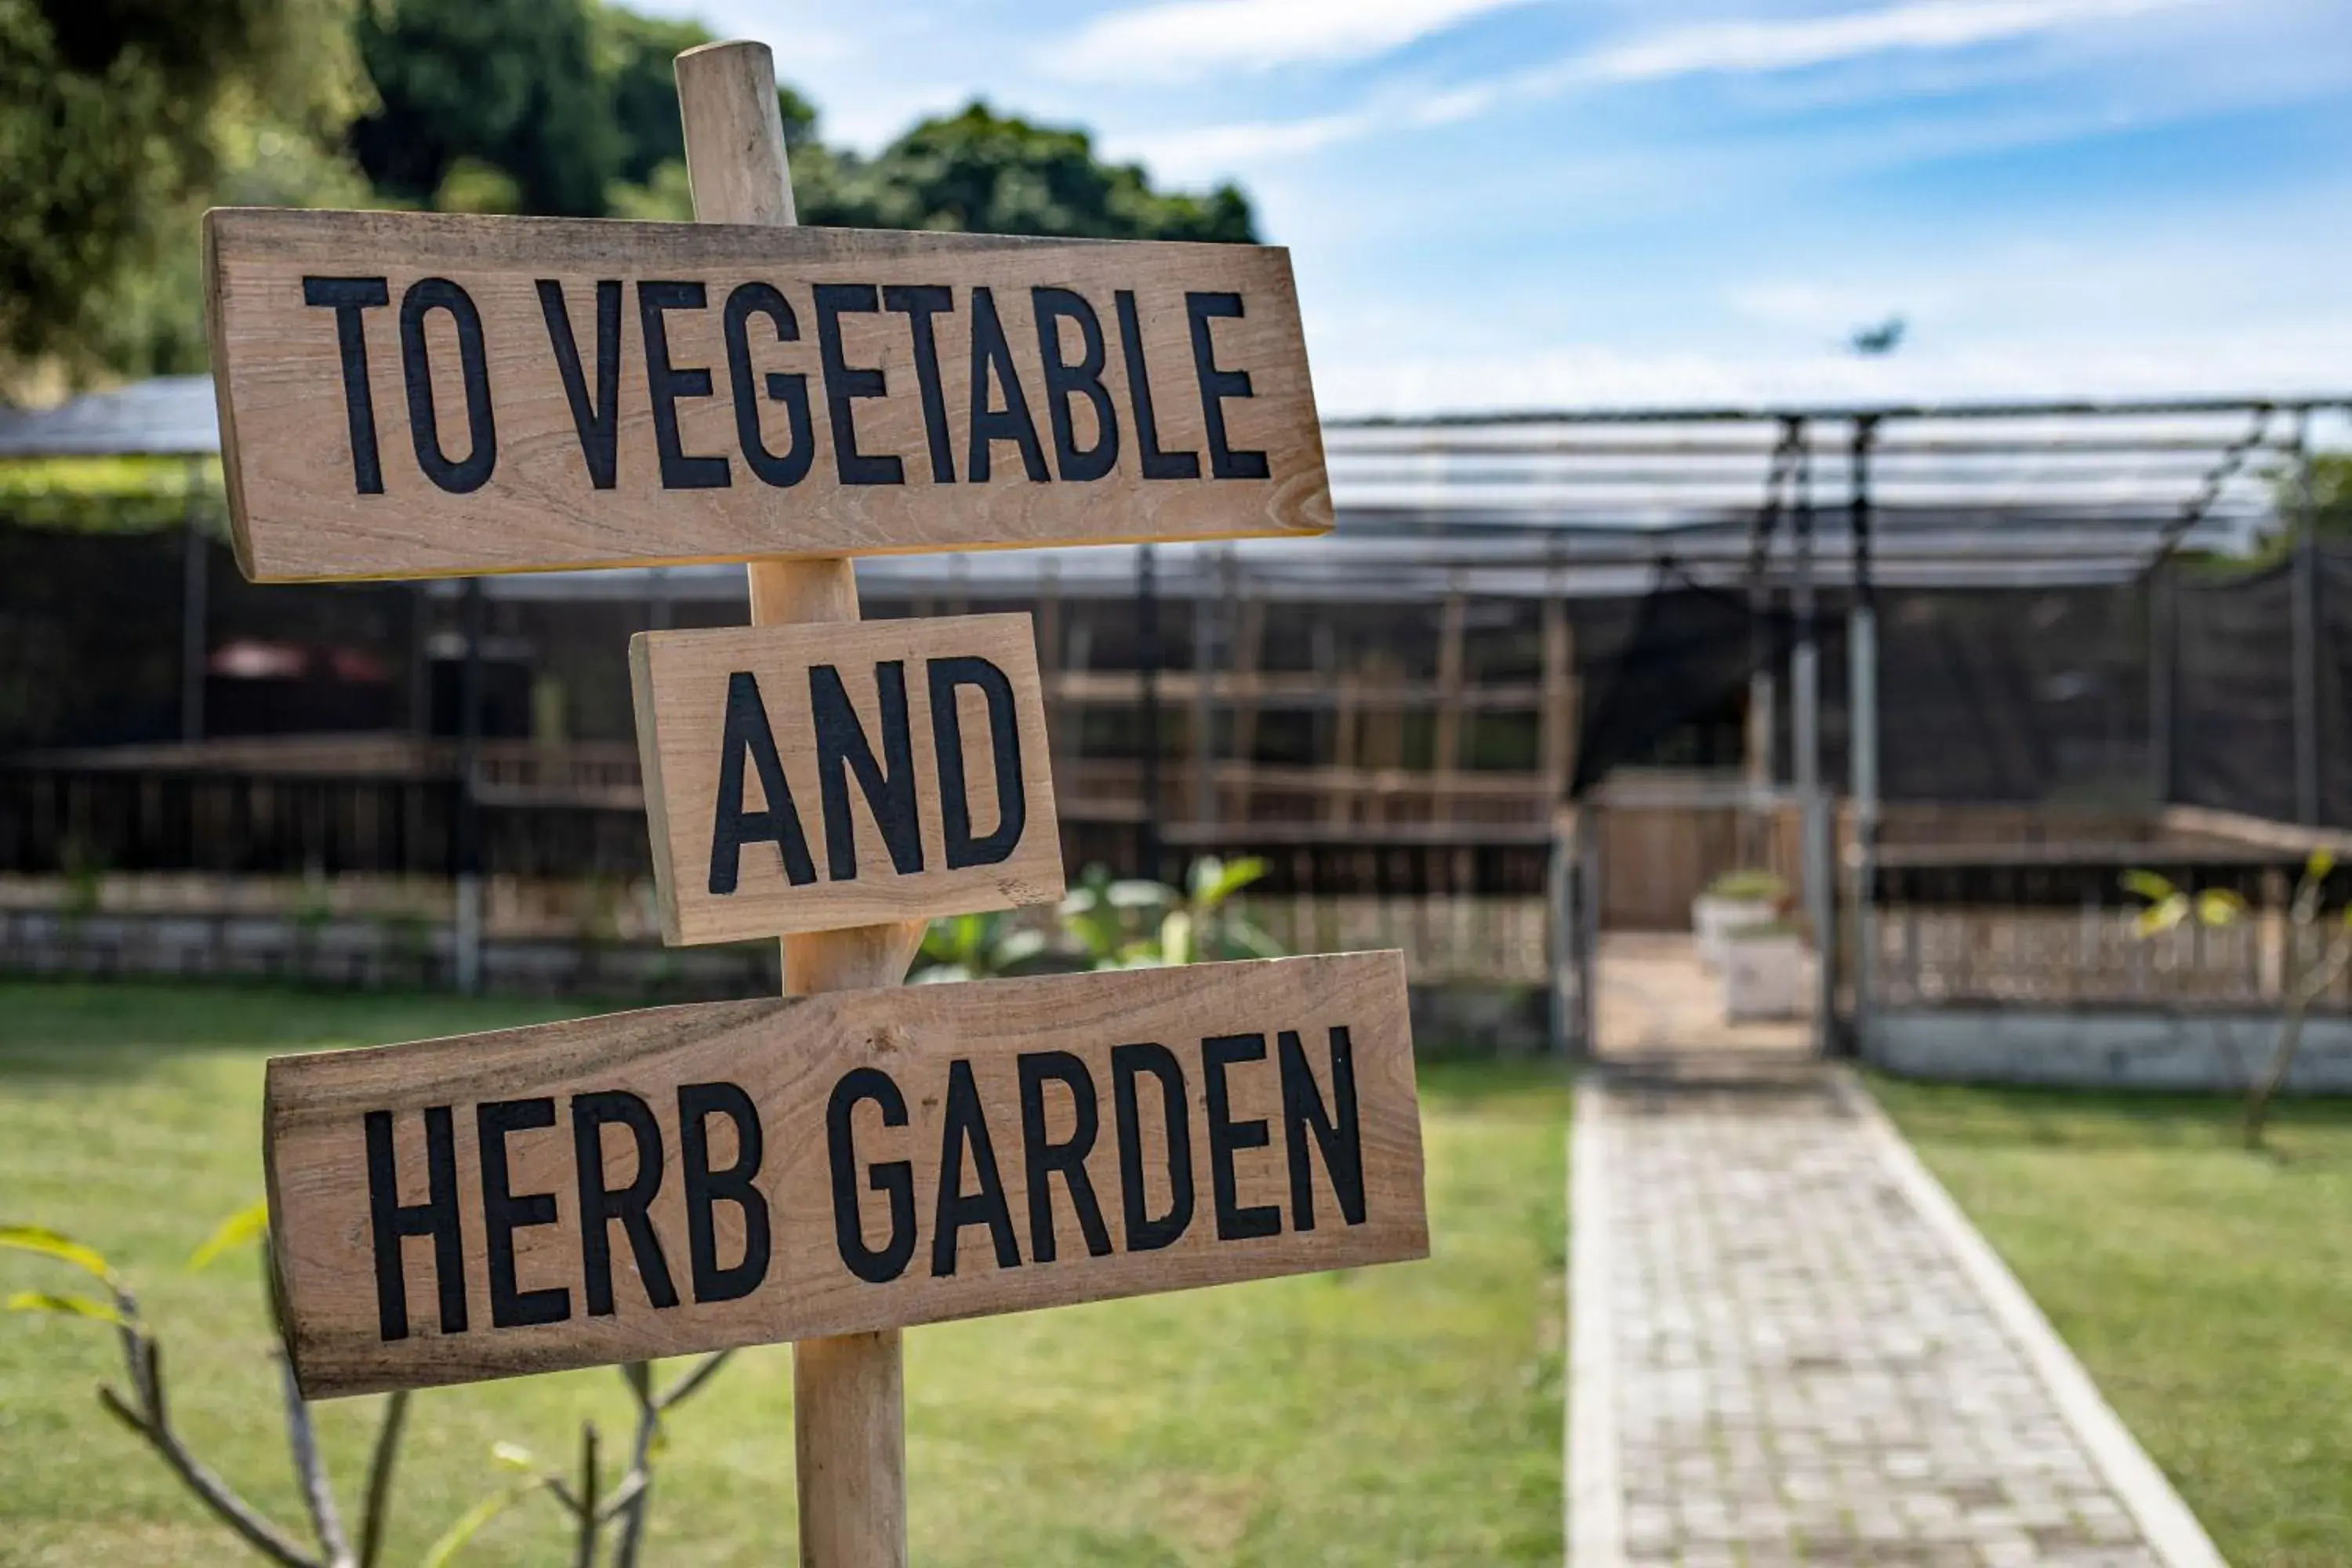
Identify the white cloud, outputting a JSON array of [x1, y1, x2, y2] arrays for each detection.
[[1574, 0, 2194, 85], [1133, 0, 2209, 169], [1044, 0, 1540, 84]]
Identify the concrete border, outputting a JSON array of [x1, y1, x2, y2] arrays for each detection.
[[1566, 1080, 1620, 1565], [1833, 1069, 2229, 1568]]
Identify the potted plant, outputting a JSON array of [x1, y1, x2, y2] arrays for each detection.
[[1693, 869, 1788, 971], [1721, 916, 1806, 1022]]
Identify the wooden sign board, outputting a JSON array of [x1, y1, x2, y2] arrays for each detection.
[[264, 951, 1425, 1399], [629, 613, 1061, 944], [203, 209, 1331, 583]]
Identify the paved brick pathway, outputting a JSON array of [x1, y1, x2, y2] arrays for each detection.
[[1570, 1062, 2223, 1568]]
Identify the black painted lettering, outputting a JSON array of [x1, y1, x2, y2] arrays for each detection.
[[1116, 289, 1200, 481], [709, 671, 817, 895], [966, 287, 1050, 483], [399, 278, 498, 494], [927, 655, 1025, 869], [1185, 291, 1270, 481], [882, 284, 956, 484], [810, 662, 924, 881], [1278, 1027, 1366, 1230], [678, 1082, 771, 1304], [1202, 1033, 1280, 1240], [813, 283, 903, 486], [477, 1098, 571, 1329], [537, 279, 622, 488], [931, 1059, 1019, 1277], [637, 281, 730, 490], [1018, 1052, 1112, 1264], [828, 1067, 917, 1284], [303, 276, 390, 495], [721, 281, 815, 488], [1112, 1043, 1194, 1251], [364, 1105, 466, 1342], [1032, 288, 1120, 482], [571, 1091, 680, 1316]]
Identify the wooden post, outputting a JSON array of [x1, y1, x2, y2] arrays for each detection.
[[675, 40, 919, 1567]]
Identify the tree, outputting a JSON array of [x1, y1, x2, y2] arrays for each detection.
[[798, 102, 1255, 242], [0, 0, 365, 384], [350, 0, 615, 216]]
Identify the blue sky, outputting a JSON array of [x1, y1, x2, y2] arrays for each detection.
[[633, 0, 2352, 415]]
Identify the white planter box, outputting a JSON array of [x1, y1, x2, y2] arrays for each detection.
[[1722, 931, 1806, 1022], [1692, 894, 1776, 971]]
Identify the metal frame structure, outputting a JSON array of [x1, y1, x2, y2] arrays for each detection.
[[8, 383, 2350, 1046]]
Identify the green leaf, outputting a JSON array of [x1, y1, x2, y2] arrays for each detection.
[[491, 1441, 539, 1472], [2134, 894, 2189, 938], [1190, 855, 1267, 911], [2195, 888, 2249, 927], [1159, 909, 1195, 966], [0, 1225, 114, 1283], [189, 1201, 269, 1272], [419, 1479, 539, 1568], [2120, 869, 2179, 904], [2309, 848, 2338, 884], [4, 1290, 126, 1327]]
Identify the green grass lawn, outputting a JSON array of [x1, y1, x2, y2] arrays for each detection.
[[1873, 1076, 2352, 1568], [0, 981, 1565, 1567]]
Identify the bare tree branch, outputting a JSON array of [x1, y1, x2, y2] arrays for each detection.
[[574, 1422, 603, 1568], [357, 1391, 409, 1568], [656, 1351, 733, 1412], [97, 1384, 321, 1568], [278, 1353, 351, 1566]]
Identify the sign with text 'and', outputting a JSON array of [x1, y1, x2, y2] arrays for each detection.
[[629, 614, 1061, 943], [204, 209, 1330, 581], [263, 952, 1425, 1399]]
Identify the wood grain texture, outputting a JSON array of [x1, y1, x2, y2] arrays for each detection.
[[628, 613, 1063, 944], [674, 42, 916, 1567], [262, 951, 1426, 1398], [201, 208, 1331, 583]]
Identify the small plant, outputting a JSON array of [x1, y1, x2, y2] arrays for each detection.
[[913, 909, 1051, 983], [2125, 850, 2351, 1149], [1058, 856, 1283, 970], [2, 1207, 731, 1566], [1704, 869, 1787, 902]]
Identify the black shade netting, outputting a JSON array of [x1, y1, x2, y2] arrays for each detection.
[[2173, 562, 2296, 822], [1570, 572, 1790, 797]]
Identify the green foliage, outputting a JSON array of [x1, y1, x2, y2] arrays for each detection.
[[0, 0, 367, 382], [1057, 855, 1281, 969], [913, 910, 1051, 984], [0, 1223, 117, 1285], [3, 1, 1254, 387], [353, 0, 615, 216], [799, 101, 1255, 241], [187, 1201, 270, 1272]]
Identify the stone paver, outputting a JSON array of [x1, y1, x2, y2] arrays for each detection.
[[1571, 1062, 2215, 1567]]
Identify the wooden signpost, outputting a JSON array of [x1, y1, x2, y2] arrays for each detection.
[[203, 212, 1329, 581], [629, 614, 1062, 944], [206, 36, 1425, 1566], [264, 953, 1423, 1398]]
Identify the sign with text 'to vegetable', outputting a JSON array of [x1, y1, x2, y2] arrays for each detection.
[[204, 209, 1330, 582]]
